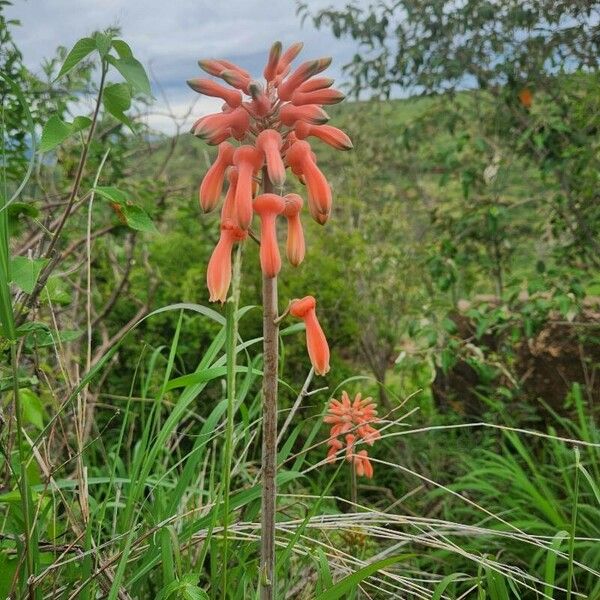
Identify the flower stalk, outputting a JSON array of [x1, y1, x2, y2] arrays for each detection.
[[259, 170, 279, 599], [188, 42, 350, 597]]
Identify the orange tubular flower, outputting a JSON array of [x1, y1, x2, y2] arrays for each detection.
[[207, 220, 248, 302], [291, 88, 345, 106], [232, 145, 264, 229], [199, 142, 235, 212], [277, 57, 332, 100], [294, 122, 353, 151], [187, 78, 242, 108], [221, 69, 251, 93], [197, 58, 227, 77], [279, 103, 329, 126], [297, 76, 334, 93], [253, 194, 285, 277], [256, 130, 285, 187], [324, 391, 380, 478], [286, 140, 331, 223], [283, 194, 305, 266], [248, 81, 272, 117], [263, 41, 282, 82], [193, 107, 250, 144], [220, 167, 238, 222], [289, 296, 330, 375], [277, 42, 304, 76]]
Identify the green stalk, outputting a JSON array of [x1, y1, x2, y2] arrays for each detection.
[[567, 447, 580, 600], [11, 342, 36, 598], [221, 244, 243, 598]]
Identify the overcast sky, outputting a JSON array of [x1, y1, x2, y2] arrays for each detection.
[[7, 0, 365, 134]]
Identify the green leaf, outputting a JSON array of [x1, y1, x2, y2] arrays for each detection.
[[44, 276, 72, 305], [56, 37, 96, 80], [543, 531, 568, 598], [103, 83, 133, 129], [9, 256, 48, 294], [27, 328, 82, 348], [109, 56, 151, 95], [94, 186, 157, 233], [7, 201, 39, 220], [20, 389, 45, 430], [112, 39, 133, 59], [0, 553, 18, 600], [94, 32, 112, 58], [94, 186, 128, 204], [432, 573, 468, 600], [120, 204, 158, 233], [315, 555, 414, 600], [39, 115, 92, 152]]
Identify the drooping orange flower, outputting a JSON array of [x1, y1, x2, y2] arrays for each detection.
[[206, 220, 247, 303], [283, 194, 305, 267], [253, 194, 285, 277], [232, 145, 264, 229], [199, 142, 235, 212], [286, 140, 331, 223], [256, 130, 286, 187], [289, 296, 330, 375], [220, 167, 238, 223], [324, 391, 380, 478]]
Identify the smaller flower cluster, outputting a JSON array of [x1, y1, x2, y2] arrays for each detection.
[[324, 391, 380, 478]]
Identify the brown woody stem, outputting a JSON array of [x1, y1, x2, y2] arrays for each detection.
[[259, 169, 278, 599]]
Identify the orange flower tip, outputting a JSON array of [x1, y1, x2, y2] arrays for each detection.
[[264, 41, 282, 80], [315, 211, 330, 225], [278, 42, 304, 73], [198, 59, 224, 77], [289, 295, 316, 319], [248, 80, 264, 99], [297, 77, 335, 93], [220, 69, 250, 92], [313, 56, 332, 74]]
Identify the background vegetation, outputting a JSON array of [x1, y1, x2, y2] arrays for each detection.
[[1, 0, 599, 597]]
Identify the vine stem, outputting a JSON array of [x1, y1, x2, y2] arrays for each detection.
[[221, 243, 243, 598], [259, 169, 278, 600]]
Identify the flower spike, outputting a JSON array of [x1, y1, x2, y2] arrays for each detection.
[[324, 391, 380, 477]]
